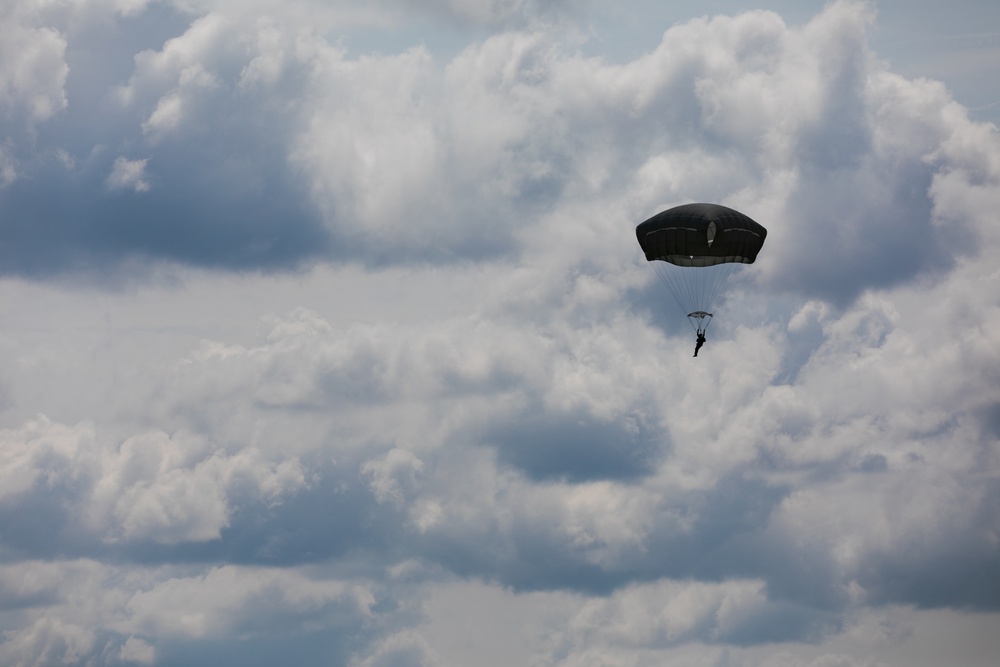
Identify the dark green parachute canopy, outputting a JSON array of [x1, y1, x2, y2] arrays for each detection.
[[636, 203, 767, 267]]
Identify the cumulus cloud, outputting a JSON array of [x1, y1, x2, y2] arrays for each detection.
[[1, 0, 994, 295], [107, 156, 152, 192], [351, 631, 439, 667], [120, 566, 373, 638], [0, 0, 998, 665], [0, 5, 68, 126], [118, 636, 156, 665], [564, 578, 838, 647], [0, 415, 308, 552]]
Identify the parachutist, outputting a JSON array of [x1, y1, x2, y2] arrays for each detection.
[[694, 331, 706, 357]]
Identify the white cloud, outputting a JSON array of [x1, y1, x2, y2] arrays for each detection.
[[0, 141, 17, 186], [0, 416, 96, 502], [362, 448, 426, 506], [351, 630, 440, 667], [0, 413, 307, 546], [117, 636, 156, 665], [93, 431, 308, 544], [107, 156, 151, 192], [0, 5, 68, 124], [0, 0, 999, 665], [0, 617, 95, 667], [120, 565, 373, 638]]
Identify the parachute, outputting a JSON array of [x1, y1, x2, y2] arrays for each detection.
[[636, 203, 766, 335]]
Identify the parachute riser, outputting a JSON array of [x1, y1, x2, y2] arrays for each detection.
[[687, 310, 713, 334]]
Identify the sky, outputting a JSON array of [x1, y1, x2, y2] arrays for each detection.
[[1, 0, 999, 665]]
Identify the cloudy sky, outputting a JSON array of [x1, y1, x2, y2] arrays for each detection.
[[1, 0, 999, 665]]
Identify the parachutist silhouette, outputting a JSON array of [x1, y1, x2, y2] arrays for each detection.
[[694, 331, 706, 357], [636, 203, 767, 352]]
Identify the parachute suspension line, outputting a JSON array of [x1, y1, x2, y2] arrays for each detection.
[[651, 261, 748, 332], [652, 263, 698, 330], [702, 263, 746, 317], [654, 264, 691, 329]]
